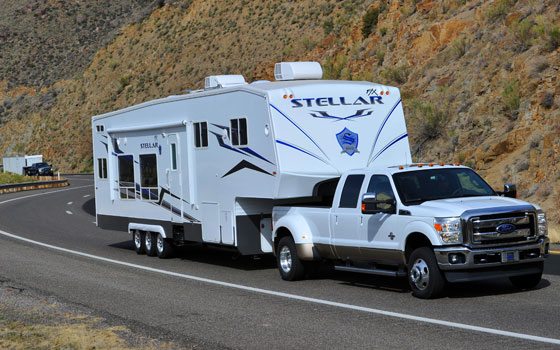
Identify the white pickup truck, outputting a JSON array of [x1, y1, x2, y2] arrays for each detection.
[[272, 163, 550, 298]]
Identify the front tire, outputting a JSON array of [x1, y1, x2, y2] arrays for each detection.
[[145, 232, 157, 257], [156, 233, 174, 259], [408, 247, 445, 299], [132, 230, 145, 254], [509, 262, 543, 289], [277, 236, 305, 281]]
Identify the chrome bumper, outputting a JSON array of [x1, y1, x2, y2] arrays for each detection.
[[434, 237, 549, 271]]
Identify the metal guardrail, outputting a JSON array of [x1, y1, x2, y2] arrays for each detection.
[[0, 179, 69, 193]]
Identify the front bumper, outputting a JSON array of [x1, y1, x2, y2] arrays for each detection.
[[434, 238, 549, 283], [434, 237, 549, 271]]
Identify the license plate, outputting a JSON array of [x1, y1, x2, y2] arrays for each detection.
[[501, 251, 519, 263]]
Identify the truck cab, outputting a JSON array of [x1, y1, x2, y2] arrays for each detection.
[[272, 163, 549, 298]]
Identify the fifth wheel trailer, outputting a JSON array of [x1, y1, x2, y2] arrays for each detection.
[[92, 62, 411, 257], [2, 155, 43, 175]]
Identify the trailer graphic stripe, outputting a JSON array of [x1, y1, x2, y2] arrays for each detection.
[[275, 140, 328, 164], [368, 99, 402, 166], [0, 229, 558, 345], [371, 133, 409, 163], [270, 104, 329, 160], [222, 160, 273, 178]]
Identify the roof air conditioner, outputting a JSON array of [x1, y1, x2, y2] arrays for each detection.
[[204, 75, 247, 89], [274, 62, 322, 81]]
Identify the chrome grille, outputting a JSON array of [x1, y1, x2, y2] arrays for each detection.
[[468, 211, 536, 247]]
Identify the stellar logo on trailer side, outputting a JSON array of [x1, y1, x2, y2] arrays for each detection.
[[291, 96, 383, 108], [140, 142, 158, 149]]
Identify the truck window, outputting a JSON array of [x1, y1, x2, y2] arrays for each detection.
[[231, 118, 248, 146], [97, 158, 107, 179], [339, 174, 365, 208], [194, 122, 208, 148], [366, 175, 395, 211], [140, 154, 158, 201], [118, 155, 135, 200]]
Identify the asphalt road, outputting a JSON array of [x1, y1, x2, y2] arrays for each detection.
[[0, 175, 559, 349]]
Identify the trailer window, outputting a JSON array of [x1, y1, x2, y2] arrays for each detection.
[[339, 174, 365, 208], [97, 158, 107, 179], [118, 155, 135, 200], [96, 125, 105, 133], [140, 154, 158, 201], [230, 118, 248, 146], [170, 143, 177, 170], [194, 122, 208, 148]]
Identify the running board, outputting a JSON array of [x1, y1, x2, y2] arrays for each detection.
[[334, 265, 406, 277]]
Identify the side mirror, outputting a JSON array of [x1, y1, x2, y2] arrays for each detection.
[[361, 192, 396, 215], [502, 183, 517, 198]]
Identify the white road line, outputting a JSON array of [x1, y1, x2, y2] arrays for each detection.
[[83, 195, 91, 198], [65, 211, 73, 215], [67, 202, 73, 205], [0, 230, 558, 345], [0, 185, 93, 206]]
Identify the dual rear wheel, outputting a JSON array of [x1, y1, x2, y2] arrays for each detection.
[[132, 230, 174, 259]]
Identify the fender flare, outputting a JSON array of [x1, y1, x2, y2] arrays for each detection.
[[400, 219, 441, 251], [128, 223, 167, 238]]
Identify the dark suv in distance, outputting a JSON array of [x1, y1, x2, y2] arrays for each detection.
[[24, 162, 54, 176]]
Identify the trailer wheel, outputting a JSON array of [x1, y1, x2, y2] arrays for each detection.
[[144, 232, 157, 257], [408, 247, 445, 299], [132, 230, 145, 254], [156, 233, 174, 259], [509, 262, 543, 290], [277, 236, 305, 281]]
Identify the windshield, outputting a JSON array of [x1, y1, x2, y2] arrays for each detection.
[[35, 162, 48, 167], [392, 168, 496, 205]]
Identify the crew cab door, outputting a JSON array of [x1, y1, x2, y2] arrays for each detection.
[[330, 174, 365, 260], [359, 174, 401, 257]]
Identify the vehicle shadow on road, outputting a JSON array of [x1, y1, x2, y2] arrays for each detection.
[[81, 198, 95, 217], [309, 268, 410, 294], [175, 244, 278, 271], [444, 278, 551, 298], [108, 240, 278, 271]]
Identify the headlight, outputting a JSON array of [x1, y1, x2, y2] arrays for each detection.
[[434, 217, 462, 244], [537, 212, 548, 236]]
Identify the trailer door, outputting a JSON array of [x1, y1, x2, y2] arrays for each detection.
[[167, 134, 183, 223]]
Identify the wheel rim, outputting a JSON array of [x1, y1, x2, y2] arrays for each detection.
[[157, 234, 164, 253], [145, 234, 152, 251], [279, 246, 292, 273], [134, 232, 142, 249], [410, 258, 430, 290]]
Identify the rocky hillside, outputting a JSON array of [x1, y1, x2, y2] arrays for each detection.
[[0, 0, 558, 239]]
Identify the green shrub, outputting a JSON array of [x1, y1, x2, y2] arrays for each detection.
[[362, 8, 380, 38], [502, 79, 520, 112], [323, 18, 334, 35], [511, 19, 535, 51], [379, 27, 387, 36], [409, 100, 448, 140], [375, 50, 385, 66], [0, 172, 36, 185], [381, 65, 409, 84], [323, 54, 348, 79], [545, 25, 560, 51], [486, 0, 516, 23], [451, 35, 468, 58]]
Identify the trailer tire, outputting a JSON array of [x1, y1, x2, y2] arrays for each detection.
[[156, 233, 174, 259], [277, 236, 305, 281], [132, 230, 145, 254], [509, 262, 543, 290], [145, 232, 157, 257], [408, 247, 445, 299]]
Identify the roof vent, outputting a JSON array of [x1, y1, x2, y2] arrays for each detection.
[[204, 75, 247, 89], [274, 62, 322, 81]]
